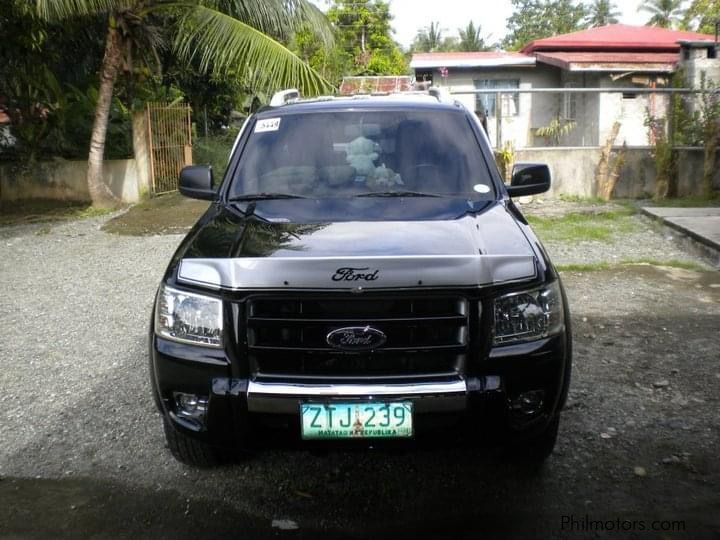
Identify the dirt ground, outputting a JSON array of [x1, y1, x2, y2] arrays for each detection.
[[1, 202, 719, 539], [102, 192, 209, 235]]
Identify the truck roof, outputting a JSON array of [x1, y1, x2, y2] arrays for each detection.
[[255, 92, 464, 117]]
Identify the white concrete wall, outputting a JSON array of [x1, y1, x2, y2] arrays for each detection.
[[0, 159, 140, 203], [560, 72, 601, 147], [595, 77, 670, 147], [442, 66, 561, 149], [680, 50, 720, 121], [132, 111, 152, 198], [443, 65, 668, 148], [683, 51, 720, 88], [514, 146, 720, 198]]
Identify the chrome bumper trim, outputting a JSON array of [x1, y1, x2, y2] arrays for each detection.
[[247, 379, 467, 397], [246, 378, 468, 414]]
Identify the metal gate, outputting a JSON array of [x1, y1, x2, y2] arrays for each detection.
[[146, 102, 192, 194]]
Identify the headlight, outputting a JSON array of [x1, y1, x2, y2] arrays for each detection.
[[155, 285, 223, 347], [493, 281, 564, 345]]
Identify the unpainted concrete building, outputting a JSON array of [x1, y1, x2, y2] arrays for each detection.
[[411, 24, 718, 149]]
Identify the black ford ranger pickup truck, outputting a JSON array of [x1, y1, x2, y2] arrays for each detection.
[[149, 88, 572, 466]]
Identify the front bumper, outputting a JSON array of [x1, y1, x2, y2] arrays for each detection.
[[151, 330, 570, 448], [244, 377, 497, 414]]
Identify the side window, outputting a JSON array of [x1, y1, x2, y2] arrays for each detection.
[[473, 79, 520, 117]]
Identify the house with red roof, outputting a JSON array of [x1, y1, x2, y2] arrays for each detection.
[[410, 24, 718, 148]]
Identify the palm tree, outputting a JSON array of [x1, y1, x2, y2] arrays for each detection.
[[639, 0, 685, 28], [36, 0, 333, 207], [586, 0, 621, 27], [413, 21, 443, 52], [458, 22, 488, 51]]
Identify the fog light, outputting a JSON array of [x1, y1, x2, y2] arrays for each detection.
[[174, 392, 208, 420], [510, 390, 545, 417]]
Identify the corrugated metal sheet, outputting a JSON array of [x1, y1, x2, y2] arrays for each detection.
[[521, 24, 715, 54], [536, 51, 678, 72]]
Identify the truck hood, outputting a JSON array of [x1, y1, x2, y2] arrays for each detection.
[[175, 199, 538, 290]]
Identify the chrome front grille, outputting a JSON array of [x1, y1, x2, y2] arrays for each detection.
[[245, 294, 470, 378]]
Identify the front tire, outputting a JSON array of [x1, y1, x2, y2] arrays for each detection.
[[163, 418, 226, 467], [507, 415, 560, 465]]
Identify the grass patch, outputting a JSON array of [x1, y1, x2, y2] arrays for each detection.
[[556, 195, 637, 211], [527, 210, 638, 243], [0, 199, 114, 226], [557, 259, 707, 272], [557, 194, 607, 204], [556, 262, 612, 272]]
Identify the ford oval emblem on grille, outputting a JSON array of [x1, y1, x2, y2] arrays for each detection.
[[326, 326, 387, 351]]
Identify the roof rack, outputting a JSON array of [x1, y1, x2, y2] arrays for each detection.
[[428, 86, 452, 103], [266, 85, 453, 107], [269, 88, 300, 107]]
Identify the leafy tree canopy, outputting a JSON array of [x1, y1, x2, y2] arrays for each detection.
[[326, 0, 407, 76], [502, 0, 588, 51], [682, 0, 720, 34]]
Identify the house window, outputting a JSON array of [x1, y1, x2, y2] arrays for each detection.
[[473, 79, 520, 117], [563, 87, 578, 121], [416, 70, 434, 84]]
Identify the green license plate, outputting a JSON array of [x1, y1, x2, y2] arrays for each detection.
[[300, 402, 413, 439]]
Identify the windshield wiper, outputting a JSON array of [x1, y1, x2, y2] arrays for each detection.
[[228, 193, 309, 201], [355, 190, 443, 198]]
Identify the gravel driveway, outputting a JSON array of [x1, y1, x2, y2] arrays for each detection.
[[1, 210, 719, 539]]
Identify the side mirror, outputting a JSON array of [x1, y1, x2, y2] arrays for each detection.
[[507, 163, 551, 197], [179, 165, 215, 200]]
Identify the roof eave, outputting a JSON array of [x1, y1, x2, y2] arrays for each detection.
[[564, 63, 677, 73], [410, 59, 536, 69]]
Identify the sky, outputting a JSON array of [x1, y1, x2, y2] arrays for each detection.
[[311, 0, 651, 48]]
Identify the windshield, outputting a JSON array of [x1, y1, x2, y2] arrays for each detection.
[[228, 110, 495, 200]]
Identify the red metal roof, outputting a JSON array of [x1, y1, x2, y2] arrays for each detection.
[[536, 51, 679, 71], [411, 51, 530, 61], [521, 24, 715, 53]]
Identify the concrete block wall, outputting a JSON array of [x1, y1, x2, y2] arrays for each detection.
[[0, 159, 141, 203], [514, 146, 720, 198], [1, 148, 716, 204]]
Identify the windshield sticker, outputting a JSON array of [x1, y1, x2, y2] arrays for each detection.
[[255, 118, 281, 133], [473, 184, 491, 194]]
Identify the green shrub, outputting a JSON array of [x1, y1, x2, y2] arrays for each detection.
[[193, 128, 239, 185]]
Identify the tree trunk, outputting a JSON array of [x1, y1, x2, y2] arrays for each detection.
[[87, 22, 123, 208], [596, 122, 620, 200], [606, 142, 627, 200]]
